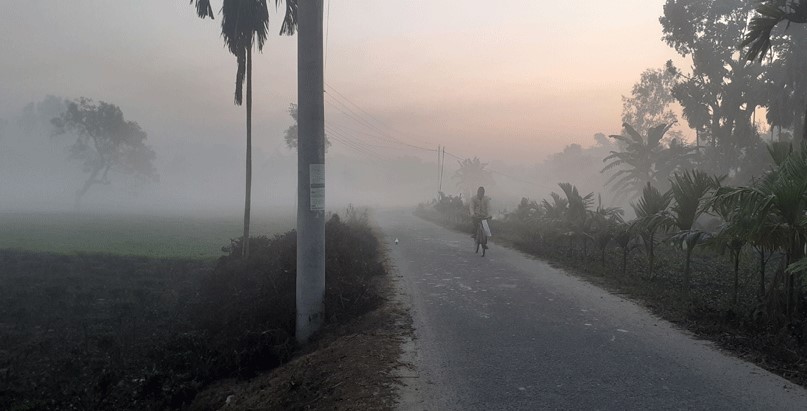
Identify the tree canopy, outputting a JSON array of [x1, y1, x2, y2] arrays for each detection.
[[51, 98, 157, 204]]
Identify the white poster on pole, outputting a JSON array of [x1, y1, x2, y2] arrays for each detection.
[[310, 164, 325, 211]]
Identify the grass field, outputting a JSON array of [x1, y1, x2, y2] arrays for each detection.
[[0, 211, 295, 259]]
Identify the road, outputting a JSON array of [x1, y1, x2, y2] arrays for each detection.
[[381, 210, 807, 411]]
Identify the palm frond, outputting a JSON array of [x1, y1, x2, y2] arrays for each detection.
[[275, 0, 297, 35], [191, 0, 215, 18]]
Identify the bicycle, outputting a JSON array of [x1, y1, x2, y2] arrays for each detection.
[[474, 217, 489, 257]]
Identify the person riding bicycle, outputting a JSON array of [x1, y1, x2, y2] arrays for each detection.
[[470, 186, 490, 247]]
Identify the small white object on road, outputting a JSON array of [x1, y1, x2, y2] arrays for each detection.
[[395, 238, 399, 245]]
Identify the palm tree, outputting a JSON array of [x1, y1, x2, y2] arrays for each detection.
[[191, 0, 296, 258], [453, 157, 495, 199], [663, 170, 722, 295], [743, 1, 807, 145], [558, 183, 595, 257], [602, 123, 696, 198], [614, 223, 640, 276], [590, 195, 624, 267], [715, 144, 807, 317], [633, 182, 672, 278], [706, 197, 748, 306]]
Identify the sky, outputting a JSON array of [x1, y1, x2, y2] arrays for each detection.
[[0, 0, 684, 166]]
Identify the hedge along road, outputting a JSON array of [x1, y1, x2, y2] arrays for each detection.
[[380, 210, 807, 410]]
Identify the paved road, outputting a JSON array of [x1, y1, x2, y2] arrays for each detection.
[[381, 210, 807, 411]]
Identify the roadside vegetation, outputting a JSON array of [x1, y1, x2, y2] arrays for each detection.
[[418, 141, 807, 386], [0, 209, 391, 410]]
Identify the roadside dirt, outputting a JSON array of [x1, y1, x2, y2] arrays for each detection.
[[190, 269, 413, 411]]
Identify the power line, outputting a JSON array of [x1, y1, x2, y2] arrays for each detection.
[[324, 126, 390, 159], [326, 122, 413, 151], [324, 83, 437, 151], [324, 97, 437, 152]]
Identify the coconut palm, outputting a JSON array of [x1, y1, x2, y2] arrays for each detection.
[[743, 1, 807, 145], [633, 182, 672, 278], [662, 170, 722, 295], [453, 157, 495, 199], [742, 1, 807, 62], [191, 0, 296, 258], [602, 123, 696, 198]]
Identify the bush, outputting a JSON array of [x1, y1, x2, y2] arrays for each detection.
[[1, 212, 388, 410]]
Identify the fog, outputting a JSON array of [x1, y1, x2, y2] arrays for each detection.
[[0, 0, 689, 220], [0, 91, 627, 218], [0, 96, 440, 215]]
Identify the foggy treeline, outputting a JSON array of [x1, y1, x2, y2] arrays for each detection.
[[0, 95, 439, 214]]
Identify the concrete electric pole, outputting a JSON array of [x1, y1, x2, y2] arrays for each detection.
[[296, 0, 326, 343]]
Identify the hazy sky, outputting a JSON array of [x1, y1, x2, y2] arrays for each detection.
[[1, 0, 683, 165]]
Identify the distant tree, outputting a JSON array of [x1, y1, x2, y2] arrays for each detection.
[[661, 0, 766, 176], [191, 0, 296, 258], [16, 95, 66, 137], [621, 64, 681, 140], [453, 157, 495, 199], [602, 123, 696, 197], [51, 98, 158, 206], [283, 103, 330, 151]]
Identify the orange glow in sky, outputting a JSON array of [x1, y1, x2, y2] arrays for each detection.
[[1, 0, 687, 165]]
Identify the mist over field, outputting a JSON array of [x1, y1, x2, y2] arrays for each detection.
[[5, 1, 807, 409]]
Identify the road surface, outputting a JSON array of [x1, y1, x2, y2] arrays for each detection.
[[381, 210, 807, 410]]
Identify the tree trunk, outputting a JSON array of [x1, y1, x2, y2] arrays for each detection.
[[622, 249, 628, 275], [242, 45, 253, 259], [648, 233, 655, 279], [76, 163, 104, 209], [759, 248, 766, 300], [799, 102, 807, 150], [684, 245, 693, 296], [733, 250, 740, 307], [601, 247, 606, 267]]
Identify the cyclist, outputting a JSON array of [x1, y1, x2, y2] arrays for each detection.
[[470, 186, 490, 250]]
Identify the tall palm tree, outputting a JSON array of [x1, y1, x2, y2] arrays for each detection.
[[191, 0, 296, 258], [602, 123, 696, 198], [743, 1, 807, 145], [453, 157, 495, 199]]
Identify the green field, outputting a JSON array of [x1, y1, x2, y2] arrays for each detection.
[[0, 211, 295, 259]]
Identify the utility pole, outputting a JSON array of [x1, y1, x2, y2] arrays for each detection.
[[437, 145, 441, 194], [296, 0, 325, 344]]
